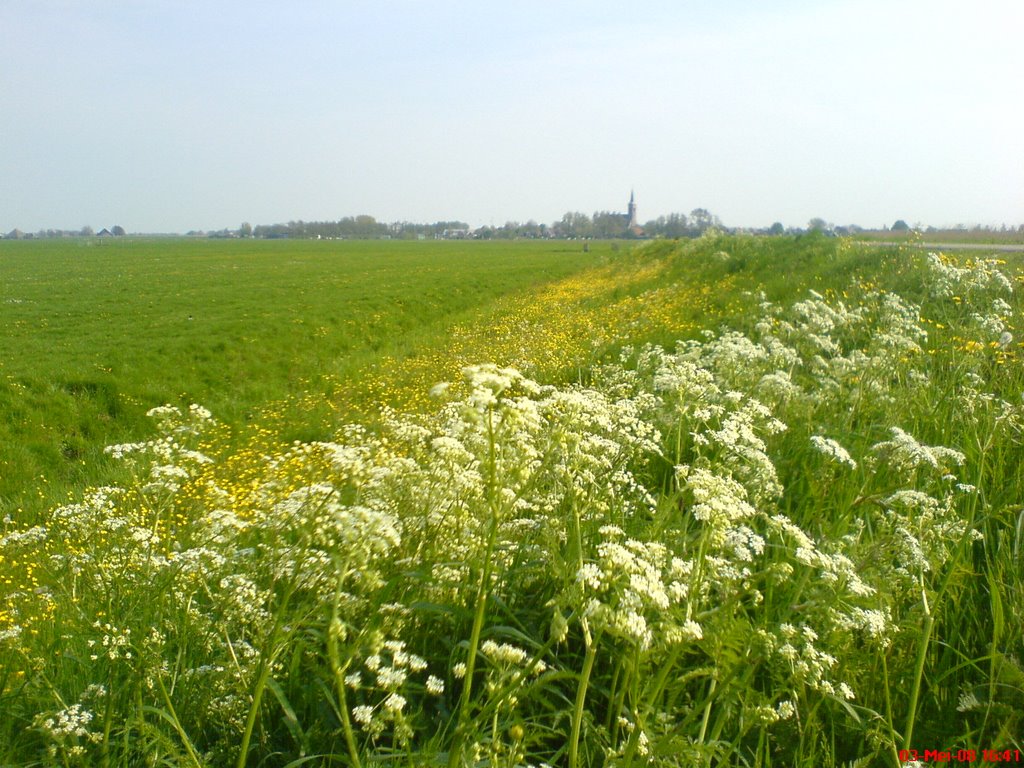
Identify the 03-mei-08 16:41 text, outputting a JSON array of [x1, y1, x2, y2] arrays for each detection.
[[899, 750, 1023, 764]]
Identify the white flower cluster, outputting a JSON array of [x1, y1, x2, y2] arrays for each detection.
[[467, 637, 548, 721], [105, 419, 213, 494], [970, 297, 1014, 340], [87, 622, 132, 662], [577, 525, 698, 651], [810, 435, 857, 470], [260, 482, 402, 591], [37, 702, 95, 739], [349, 638, 440, 744], [875, 487, 972, 579], [35, 702, 102, 757], [923, 251, 1013, 299], [831, 605, 894, 648], [776, 623, 854, 700], [869, 427, 965, 481], [480, 639, 530, 666], [714, 287, 932, 413], [372, 363, 666, 607]]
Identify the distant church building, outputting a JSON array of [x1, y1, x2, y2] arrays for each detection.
[[626, 190, 644, 237]]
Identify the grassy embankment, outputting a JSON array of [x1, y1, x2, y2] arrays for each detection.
[[2, 233, 1023, 765]]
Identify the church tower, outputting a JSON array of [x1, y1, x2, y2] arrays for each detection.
[[627, 189, 638, 229]]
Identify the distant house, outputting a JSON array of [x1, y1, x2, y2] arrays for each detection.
[[5, 228, 25, 240], [96, 228, 113, 237]]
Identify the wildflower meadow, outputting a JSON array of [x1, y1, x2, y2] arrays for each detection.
[[1, 235, 1022, 766]]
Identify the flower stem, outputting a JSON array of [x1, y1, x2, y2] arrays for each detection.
[[903, 611, 934, 752], [569, 622, 598, 768], [328, 563, 362, 768], [448, 407, 501, 768]]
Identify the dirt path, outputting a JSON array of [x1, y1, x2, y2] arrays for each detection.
[[863, 240, 1024, 253]]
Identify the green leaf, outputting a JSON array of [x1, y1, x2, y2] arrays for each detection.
[[266, 677, 309, 756]]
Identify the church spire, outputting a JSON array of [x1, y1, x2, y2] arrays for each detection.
[[627, 189, 638, 229]]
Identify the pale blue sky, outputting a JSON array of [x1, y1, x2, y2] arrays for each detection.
[[2, 0, 1021, 233]]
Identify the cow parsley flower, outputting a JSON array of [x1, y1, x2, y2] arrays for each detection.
[[352, 705, 374, 725], [810, 435, 857, 470], [426, 675, 445, 695], [383, 692, 407, 713]]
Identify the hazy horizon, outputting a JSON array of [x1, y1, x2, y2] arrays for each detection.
[[2, 0, 1022, 234]]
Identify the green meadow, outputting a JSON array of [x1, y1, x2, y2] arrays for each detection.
[[0, 238, 602, 511], [2, 234, 1023, 765]]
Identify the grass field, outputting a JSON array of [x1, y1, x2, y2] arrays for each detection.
[[0, 238, 610, 512], [2, 234, 1023, 766]]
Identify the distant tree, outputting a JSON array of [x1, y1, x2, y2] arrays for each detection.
[[254, 223, 289, 238], [690, 208, 720, 233], [80, 225, 94, 237], [807, 217, 830, 232], [239, 222, 252, 238], [891, 219, 910, 232], [111, 225, 126, 236], [769, 222, 785, 236], [554, 212, 593, 239], [659, 213, 688, 238], [352, 215, 380, 239], [496, 222, 519, 239], [592, 211, 629, 238], [520, 220, 543, 238]]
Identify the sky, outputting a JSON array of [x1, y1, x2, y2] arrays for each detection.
[[2, 0, 1022, 233]]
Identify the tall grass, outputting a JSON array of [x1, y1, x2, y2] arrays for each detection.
[[1, 235, 1022, 765]]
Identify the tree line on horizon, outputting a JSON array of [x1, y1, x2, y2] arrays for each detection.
[[245, 208, 726, 240], [4, 224, 126, 240], [241, 212, 1024, 241], [5, 214, 1024, 241]]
